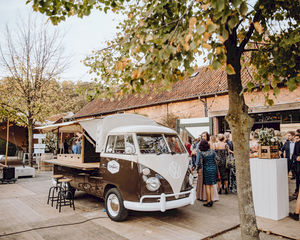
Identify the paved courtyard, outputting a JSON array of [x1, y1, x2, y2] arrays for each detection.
[[0, 171, 299, 240]]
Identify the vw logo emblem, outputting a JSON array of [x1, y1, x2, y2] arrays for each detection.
[[168, 161, 181, 179]]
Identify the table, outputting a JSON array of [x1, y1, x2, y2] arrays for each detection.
[[250, 158, 289, 220]]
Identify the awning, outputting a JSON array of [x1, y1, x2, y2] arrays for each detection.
[[35, 120, 82, 133], [35, 118, 100, 140]]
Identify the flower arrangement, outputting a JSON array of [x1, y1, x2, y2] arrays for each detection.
[[254, 128, 280, 146]]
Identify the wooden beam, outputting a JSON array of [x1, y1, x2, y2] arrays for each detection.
[[81, 135, 85, 163]]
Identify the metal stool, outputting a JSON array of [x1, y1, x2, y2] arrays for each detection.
[[47, 175, 63, 207], [56, 178, 75, 212]]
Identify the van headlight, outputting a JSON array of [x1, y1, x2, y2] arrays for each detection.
[[189, 173, 194, 186], [146, 177, 161, 191]]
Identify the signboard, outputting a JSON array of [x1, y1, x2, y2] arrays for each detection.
[[34, 149, 45, 154], [34, 144, 46, 149], [33, 134, 46, 139]]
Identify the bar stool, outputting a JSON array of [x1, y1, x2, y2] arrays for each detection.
[[56, 178, 75, 212], [47, 175, 63, 207]]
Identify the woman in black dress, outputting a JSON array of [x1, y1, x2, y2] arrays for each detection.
[[214, 134, 230, 194]]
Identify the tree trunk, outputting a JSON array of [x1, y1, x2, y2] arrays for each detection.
[[225, 48, 259, 240], [28, 120, 33, 167]]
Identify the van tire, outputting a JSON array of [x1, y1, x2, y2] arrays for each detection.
[[105, 188, 128, 221]]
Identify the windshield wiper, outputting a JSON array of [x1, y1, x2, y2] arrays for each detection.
[[156, 152, 162, 155]]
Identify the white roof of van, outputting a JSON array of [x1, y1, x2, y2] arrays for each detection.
[[109, 125, 177, 134]]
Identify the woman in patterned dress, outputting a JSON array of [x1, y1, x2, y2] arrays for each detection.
[[215, 134, 230, 194], [196, 140, 219, 207]]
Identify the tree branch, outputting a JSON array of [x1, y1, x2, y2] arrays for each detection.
[[243, 48, 259, 52], [239, 9, 262, 51]]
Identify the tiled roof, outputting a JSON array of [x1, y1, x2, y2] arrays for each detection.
[[47, 112, 74, 123], [73, 66, 253, 119]]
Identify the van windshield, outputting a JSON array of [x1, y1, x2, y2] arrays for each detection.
[[137, 134, 169, 154], [137, 134, 186, 154]]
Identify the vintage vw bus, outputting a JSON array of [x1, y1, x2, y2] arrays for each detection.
[[37, 114, 196, 221]]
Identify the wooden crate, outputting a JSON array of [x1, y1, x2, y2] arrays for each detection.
[[258, 145, 280, 159], [39, 161, 53, 171]]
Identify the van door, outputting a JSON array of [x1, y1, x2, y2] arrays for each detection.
[[100, 134, 140, 202]]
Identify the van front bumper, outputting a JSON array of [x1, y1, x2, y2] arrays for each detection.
[[123, 188, 196, 212]]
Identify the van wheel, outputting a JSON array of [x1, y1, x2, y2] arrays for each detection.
[[105, 188, 128, 221]]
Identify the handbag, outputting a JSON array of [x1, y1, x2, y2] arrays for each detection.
[[226, 153, 235, 169]]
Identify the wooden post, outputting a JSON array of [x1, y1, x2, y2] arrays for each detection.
[[60, 131, 63, 154], [5, 120, 9, 166], [81, 135, 85, 163], [57, 128, 60, 154]]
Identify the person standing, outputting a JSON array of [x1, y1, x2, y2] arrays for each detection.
[[191, 139, 198, 169], [224, 132, 233, 152], [281, 131, 296, 179], [289, 191, 300, 221], [215, 134, 230, 194], [292, 134, 300, 196], [196, 140, 218, 207]]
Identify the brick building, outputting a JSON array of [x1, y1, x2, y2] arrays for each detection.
[[73, 67, 300, 138]]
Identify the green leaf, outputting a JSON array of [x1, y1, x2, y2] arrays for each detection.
[[267, 99, 274, 106], [216, 0, 225, 12], [208, 23, 218, 33], [196, 25, 205, 34], [239, 2, 248, 16], [228, 15, 238, 29], [226, 64, 236, 75], [212, 60, 222, 70], [222, 28, 229, 40], [273, 87, 280, 95], [231, 0, 241, 8], [247, 82, 255, 90], [262, 85, 270, 92]]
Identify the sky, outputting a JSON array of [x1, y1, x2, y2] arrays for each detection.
[[0, 0, 123, 82]]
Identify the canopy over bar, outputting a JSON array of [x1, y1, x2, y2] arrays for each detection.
[[35, 119, 94, 133]]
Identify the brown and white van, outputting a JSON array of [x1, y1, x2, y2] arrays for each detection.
[[37, 114, 196, 221]]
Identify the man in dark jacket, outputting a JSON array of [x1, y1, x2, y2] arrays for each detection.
[[281, 131, 296, 179], [292, 134, 300, 196]]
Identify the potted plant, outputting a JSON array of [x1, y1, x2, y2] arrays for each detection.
[[254, 128, 280, 159]]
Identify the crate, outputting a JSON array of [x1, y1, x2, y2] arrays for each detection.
[[258, 145, 280, 159]]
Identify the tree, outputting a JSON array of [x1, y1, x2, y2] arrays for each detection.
[[0, 15, 68, 166], [27, 0, 300, 239]]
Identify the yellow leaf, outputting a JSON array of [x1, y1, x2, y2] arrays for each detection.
[[131, 69, 141, 79], [139, 36, 144, 44], [203, 32, 210, 42], [116, 61, 123, 71], [226, 64, 236, 75], [189, 17, 197, 31], [139, 20, 144, 27], [201, 3, 210, 10], [182, 43, 190, 51], [203, 43, 212, 50], [254, 22, 263, 34], [216, 47, 222, 55], [128, 13, 133, 18], [218, 35, 225, 43], [145, 35, 153, 42], [177, 45, 181, 52], [185, 33, 192, 43]]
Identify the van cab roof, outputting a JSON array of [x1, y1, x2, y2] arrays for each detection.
[[109, 125, 177, 134]]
